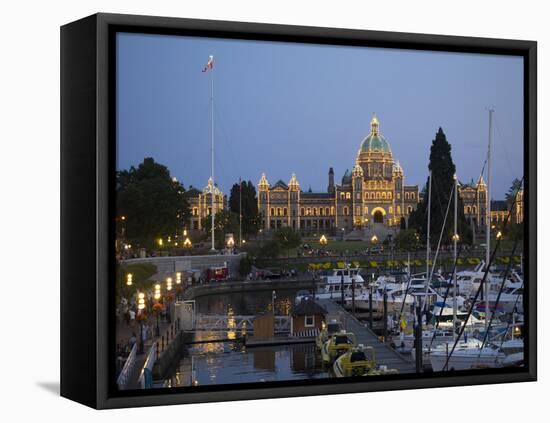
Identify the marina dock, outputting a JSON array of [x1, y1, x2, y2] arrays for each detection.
[[317, 298, 415, 374]]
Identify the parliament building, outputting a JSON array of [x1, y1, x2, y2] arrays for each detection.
[[184, 114, 523, 240], [257, 115, 420, 236], [256, 114, 524, 238]]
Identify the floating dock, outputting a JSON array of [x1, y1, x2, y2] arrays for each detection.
[[317, 299, 415, 374]]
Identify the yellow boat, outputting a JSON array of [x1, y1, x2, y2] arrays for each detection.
[[333, 345, 399, 377], [333, 345, 376, 377], [321, 331, 357, 364], [316, 319, 344, 350]]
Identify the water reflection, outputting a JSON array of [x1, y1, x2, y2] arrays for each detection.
[[164, 289, 330, 387], [195, 289, 296, 316], [166, 341, 328, 387]]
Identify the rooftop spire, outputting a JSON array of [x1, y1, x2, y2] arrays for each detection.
[[370, 113, 380, 136]]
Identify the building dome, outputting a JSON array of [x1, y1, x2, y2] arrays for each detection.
[[359, 114, 392, 154]]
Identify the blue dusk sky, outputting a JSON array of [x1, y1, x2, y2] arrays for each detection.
[[116, 32, 524, 199]]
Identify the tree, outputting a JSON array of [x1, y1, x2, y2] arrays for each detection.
[[228, 180, 260, 237], [258, 239, 281, 259], [274, 227, 302, 257], [504, 178, 524, 240], [408, 128, 472, 246], [505, 178, 523, 202], [116, 262, 157, 301], [400, 217, 407, 230], [394, 229, 420, 251], [117, 158, 190, 249], [239, 256, 253, 276], [201, 209, 240, 249]]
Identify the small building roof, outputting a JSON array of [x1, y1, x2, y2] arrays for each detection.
[[292, 299, 327, 316]]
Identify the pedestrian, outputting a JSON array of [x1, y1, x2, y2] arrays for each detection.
[[129, 332, 137, 347], [129, 309, 136, 325]]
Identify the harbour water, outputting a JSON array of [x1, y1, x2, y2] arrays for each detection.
[[164, 289, 333, 387]]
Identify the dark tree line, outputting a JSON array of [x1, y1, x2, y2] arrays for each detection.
[[408, 128, 472, 246], [117, 158, 190, 250]]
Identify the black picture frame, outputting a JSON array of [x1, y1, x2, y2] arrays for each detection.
[[61, 12, 537, 409]]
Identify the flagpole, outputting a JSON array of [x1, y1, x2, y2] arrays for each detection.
[[239, 178, 243, 246], [210, 56, 215, 251]]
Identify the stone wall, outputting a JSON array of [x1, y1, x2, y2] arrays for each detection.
[[122, 253, 246, 279]]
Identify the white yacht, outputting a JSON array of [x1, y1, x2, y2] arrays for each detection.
[[429, 338, 505, 372], [315, 268, 366, 300]]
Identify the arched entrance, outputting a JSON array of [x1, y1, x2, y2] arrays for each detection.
[[373, 210, 384, 224]]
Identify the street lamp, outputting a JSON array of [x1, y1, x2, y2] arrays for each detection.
[[271, 290, 277, 315], [496, 231, 503, 240], [154, 284, 161, 336], [126, 273, 133, 286], [176, 272, 181, 285], [137, 292, 146, 354], [227, 236, 235, 249], [319, 234, 328, 246], [166, 277, 173, 291], [371, 234, 378, 244], [183, 237, 192, 249]]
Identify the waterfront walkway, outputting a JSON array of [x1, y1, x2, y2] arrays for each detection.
[[117, 317, 177, 390], [317, 299, 415, 373]]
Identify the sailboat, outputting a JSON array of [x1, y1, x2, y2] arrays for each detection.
[[428, 109, 524, 372]]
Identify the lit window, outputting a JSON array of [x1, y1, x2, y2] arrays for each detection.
[[346, 192, 351, 200], [305, 315, 315, 327]]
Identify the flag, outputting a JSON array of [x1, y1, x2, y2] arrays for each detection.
[[202, 55, 214, 72]]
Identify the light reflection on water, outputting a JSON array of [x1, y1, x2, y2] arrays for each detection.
[[164, 289, 330, 387], [165, 337, 328, 387]]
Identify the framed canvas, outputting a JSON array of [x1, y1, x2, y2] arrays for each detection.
[[60, 13, 537, 409]]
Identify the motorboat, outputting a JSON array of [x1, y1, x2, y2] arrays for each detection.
[[333, 345, 376, 377], [316, 268, 366, 300], [316, 319, 344, 350], [321, 331, 357, 364]]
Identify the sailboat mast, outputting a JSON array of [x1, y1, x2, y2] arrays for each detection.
[[485, 108, 493, 323], [239, 177, 243, 246], [210, 57, 215, 251], [453, 174, 458, 339], [426, 171, 432, 283]]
